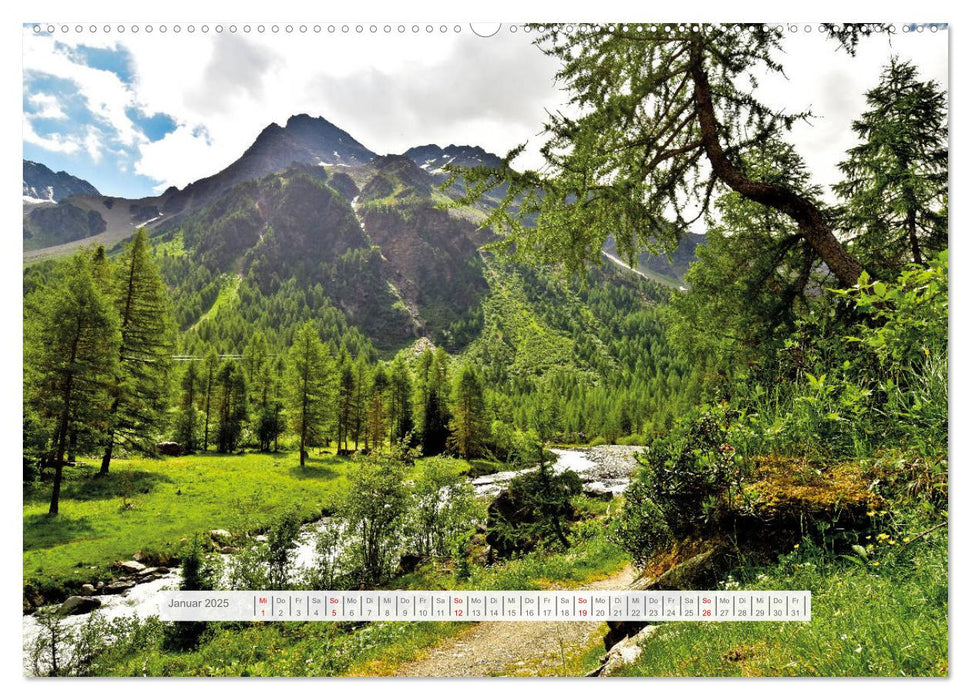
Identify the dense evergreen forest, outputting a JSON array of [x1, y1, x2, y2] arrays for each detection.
[[22, 24, 949, 678]]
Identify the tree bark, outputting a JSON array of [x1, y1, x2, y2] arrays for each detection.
[[907, 207, 923, 266], [689, 41, 865, 287], [50, 321, 81, 514], [100, 247, 139, 476], [99, 435, 114, 476], [99, 399, 118, 476]]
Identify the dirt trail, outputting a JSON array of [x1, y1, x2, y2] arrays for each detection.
[[393, 565, 637, 677]]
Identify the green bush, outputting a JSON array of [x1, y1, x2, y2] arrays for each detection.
[[487, 461, 583, 555], [635, 404, 745, 538], [406, 457, 481, 558], [610, 478, 672, 566]]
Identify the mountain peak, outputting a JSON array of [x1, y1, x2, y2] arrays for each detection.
[[405, 144, 503, 173], [285, 113, 336, 129], [23, 160, 100, 203]]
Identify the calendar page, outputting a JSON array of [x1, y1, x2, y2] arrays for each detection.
[[19, 7, 949, 682]]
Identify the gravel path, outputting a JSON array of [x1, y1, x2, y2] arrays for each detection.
[[393, 565, 637, 677]]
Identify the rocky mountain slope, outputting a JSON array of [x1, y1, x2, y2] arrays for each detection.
[[23, 160, 100, 203]]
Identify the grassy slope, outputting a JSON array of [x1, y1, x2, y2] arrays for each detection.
[[23, 451, 353, 591], [616, 532, 948, 677]]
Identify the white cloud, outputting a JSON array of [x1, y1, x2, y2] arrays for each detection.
[[83, 127, 104, 163], [23, 36, 146, 150], [23, 119, 80, 154], [27, 92, 66, 120], [21, 25, 949, 199], [134, 123, 235, 190], [755, 29, 949, 200]]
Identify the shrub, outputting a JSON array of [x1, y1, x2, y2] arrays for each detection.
[[339, 454, 410, 586], [486, 459, 583, 556], [407, 457, 481, 558], [637, 404, 745, 537], [610, 478, 672, 566]]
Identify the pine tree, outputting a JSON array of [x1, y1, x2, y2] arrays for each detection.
[[243, 331, 283, 451], [451, 24, 867, 286], [835, 58, 948, 275], [285, 322, 335, 467], [336, 353, 356, 454], [24, 255, 120, 514], [366, 366, 390, 452], [174, 361, 200, 451], [215, 361, 247, 453], [421, 387, 450, 456], [100, 230, 175, 474], [388, 356, 414, 445], [448, 366, 488, 459], [201, 347, 219, 452]]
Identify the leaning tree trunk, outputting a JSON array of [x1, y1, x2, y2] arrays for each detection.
[[689, 41, 865, 288]]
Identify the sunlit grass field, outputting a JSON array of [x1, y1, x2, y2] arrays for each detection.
[[615, 530, 948, 677], [23, 451, 356, 592]]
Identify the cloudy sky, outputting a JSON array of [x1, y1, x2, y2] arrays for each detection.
[[22, 24, 948, 200]]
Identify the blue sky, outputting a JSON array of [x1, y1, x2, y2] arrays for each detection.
[[22, 26, 562, 199], [23, 40, 180, 197], [22, 24, 949, 201]]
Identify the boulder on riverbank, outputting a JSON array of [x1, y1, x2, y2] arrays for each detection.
[[114, 560, 146, 575], [102, 578, 136, 594], [58, 596, 102, 616]]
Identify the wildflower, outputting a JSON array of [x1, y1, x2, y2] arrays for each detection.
[[867, 511, 876, 517], [871, 561, 880, 567], [840, 634, 848, 640], [903, 537, 912, 543], [889, 540, 897, 546], [855, 646, 863, 653], [793, 544, 800, 549], [865, 535, 872, 540]]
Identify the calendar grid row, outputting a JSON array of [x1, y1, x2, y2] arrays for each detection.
[[160, 590, 811, 622]]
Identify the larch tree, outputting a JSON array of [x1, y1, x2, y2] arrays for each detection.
[[668, 140, 828, 372], [215, 361, 248, 453], [285, 322, 335, 466], [174, 360, 200, 452], [100, 229, 175, 474], [353, 354, 371, 451], [388, 356, 415, 445], [448, 365, 488, 459], [835, 58, 948, 275], [366, 366, 390, 452], [25, 254, 120, 514], [201, 346, 219, 451], [449, 23, 873, 287], [336, 352, 356, 454]]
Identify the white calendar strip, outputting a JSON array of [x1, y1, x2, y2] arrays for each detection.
[[159, 590, 810, 622]]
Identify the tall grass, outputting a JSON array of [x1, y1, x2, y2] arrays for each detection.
[[618, 528, 947, 677]]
